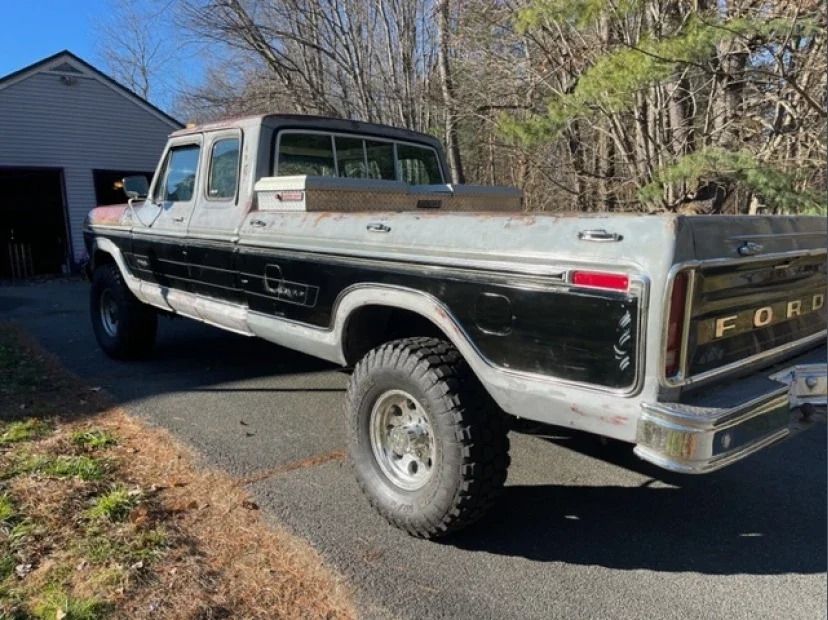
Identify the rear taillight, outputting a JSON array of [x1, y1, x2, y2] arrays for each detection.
[[665, 272, 688, 378]]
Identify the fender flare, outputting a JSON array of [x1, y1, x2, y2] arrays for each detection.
[[89, 238, 145, 301]]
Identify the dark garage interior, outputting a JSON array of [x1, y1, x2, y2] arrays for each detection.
[[0, 168, 70, 279], [93, 169, 154, 206]]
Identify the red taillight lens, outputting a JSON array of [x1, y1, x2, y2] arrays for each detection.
[[571, 270, 629, 291], [665, 272, 688, 378]]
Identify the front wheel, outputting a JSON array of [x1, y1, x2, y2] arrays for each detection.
[[346, 337, 510, 538], [90, 263, 157, 359]]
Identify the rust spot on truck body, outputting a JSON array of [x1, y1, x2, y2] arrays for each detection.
[[503, 214, 537, 228], [89, 204, 129, 226], [571, 405, 628, 426]]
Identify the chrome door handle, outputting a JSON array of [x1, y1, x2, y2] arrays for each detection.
[[250, 219, 267, 227], [172, 216, 185, 223], [367, 223, 391, 233], [578, 229, 623, 242]]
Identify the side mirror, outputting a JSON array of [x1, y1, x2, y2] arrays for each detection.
[[122, 175, 149, 200]]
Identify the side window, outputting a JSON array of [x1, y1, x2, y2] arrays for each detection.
[[335, 136, 366, 178], [159, 144, 200, 202], [396, 144, 443, 185], [277, 133, 335, 176], [365, 140, 395, 180], [207, 137, 240, 200], [335, 137, 395, 180]]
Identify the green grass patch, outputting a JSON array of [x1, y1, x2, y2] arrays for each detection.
[[0, 492, 36, 553], [81, 526, 167, 565], [0, 418, 52, 445], [0, 552, 14, 581], [31, 588, 110, 620], [0, 492, 13, 523], [85, 486, 138, 522], [11, 455, 106, 481], [71, 429, 117, 451]]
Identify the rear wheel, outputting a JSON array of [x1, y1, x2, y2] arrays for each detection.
[[346, 337, 510, 538], [90, 263, 157, 359]]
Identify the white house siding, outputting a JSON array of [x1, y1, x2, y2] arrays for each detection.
[[0, 63, 178, 263]]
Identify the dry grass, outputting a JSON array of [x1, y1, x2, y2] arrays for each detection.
[[0, 322, 355, 619]]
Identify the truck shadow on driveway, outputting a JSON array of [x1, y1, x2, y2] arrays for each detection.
[[445, 426, 826, 576]]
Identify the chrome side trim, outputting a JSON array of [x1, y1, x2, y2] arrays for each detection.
[[91, 238, 142, 297], [332, 279, 649, 397], [249, 277, 649, 399]]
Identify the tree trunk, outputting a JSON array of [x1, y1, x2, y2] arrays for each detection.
[[436, 0, 465, 184]]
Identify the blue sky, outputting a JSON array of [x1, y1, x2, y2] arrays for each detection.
[[1, 0, 106, 76], [2, 0, 204, 114]]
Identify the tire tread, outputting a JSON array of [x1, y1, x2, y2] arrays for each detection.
[[346, 337, 510, 538]]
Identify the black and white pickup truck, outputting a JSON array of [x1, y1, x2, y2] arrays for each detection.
[[83, 114, 827, 537]]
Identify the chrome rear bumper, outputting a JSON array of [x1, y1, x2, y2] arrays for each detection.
[[635, 358, 827, 474]]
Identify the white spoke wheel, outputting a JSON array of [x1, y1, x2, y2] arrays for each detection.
[[346, 337, 510, 538], [90, 263, 157, 359]]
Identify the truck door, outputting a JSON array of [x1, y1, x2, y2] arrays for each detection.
[[185, 130, 245, 304], [131, 137, 202, 292]]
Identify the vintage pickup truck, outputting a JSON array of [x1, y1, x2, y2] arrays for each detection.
[[83, 114, 827, 537]]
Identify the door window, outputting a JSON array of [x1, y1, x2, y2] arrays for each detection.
[[207, 138, 240, 200], [158, 144, 200, 202]]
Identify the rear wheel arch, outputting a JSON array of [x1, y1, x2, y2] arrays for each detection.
[[341, 304, 446, 366]]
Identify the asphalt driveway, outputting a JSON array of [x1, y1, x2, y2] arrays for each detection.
[[1, 279, 825, 619]]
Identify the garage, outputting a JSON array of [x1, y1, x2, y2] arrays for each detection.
[[0, 168, 70, 279], [0, 50, 181, 279]]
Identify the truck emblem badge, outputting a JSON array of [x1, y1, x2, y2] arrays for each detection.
[[713, 293, 825, 339]]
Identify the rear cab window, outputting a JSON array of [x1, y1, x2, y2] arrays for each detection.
[[277, 133, 336, 176], [274, 131, 443, 184]]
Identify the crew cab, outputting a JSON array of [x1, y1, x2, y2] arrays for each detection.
[[83, 114, 827, 537]]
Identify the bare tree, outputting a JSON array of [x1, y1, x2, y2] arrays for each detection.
[[178, 0, 439, 130], [96, 0, 189, 111]]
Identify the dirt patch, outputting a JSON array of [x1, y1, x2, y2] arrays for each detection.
[[0, 322, 355, 619]]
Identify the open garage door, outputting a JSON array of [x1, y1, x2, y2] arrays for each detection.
[[0, 168, 70, 279], [94, 169, 154, 206]]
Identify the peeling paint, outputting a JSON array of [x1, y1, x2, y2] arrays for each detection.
[[90, 204, 129, 226]]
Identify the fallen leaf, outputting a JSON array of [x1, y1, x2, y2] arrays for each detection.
[[14, 563, 32, 578]]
